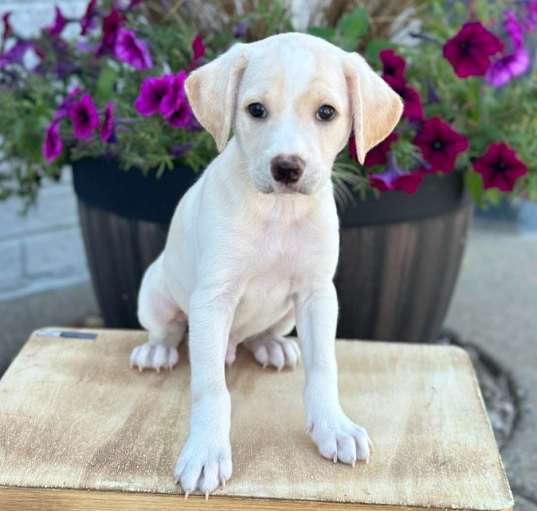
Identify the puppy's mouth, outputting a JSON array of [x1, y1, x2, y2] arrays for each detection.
[[271, 182, 307, 195]]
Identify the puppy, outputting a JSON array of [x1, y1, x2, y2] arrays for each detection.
[[131, 32, 402, 496]]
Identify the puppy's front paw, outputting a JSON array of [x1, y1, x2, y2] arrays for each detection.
[[129, 342, 179, 372], [246, 335, 300, 370], [174, 431, 232, 497], [306, 409, 371, 466]]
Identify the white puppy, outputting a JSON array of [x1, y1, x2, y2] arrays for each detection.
[[131, 32, 402, 496]]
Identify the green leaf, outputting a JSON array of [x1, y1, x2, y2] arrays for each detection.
[[336, 7, 368, 50], [365, 38, 398, 66], [465, 170, 484, 205], [95, 64, 118, 104], [307, 26, 336, 42]]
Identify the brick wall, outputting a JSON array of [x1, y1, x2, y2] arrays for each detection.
[[0, 0, 89, 301]]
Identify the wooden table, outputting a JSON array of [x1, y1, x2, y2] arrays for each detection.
[[0, 329, 513, 510]]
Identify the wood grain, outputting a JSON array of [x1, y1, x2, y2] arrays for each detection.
[[0, 330, 512, 511]]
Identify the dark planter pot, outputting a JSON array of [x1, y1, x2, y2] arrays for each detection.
[[73, 157, 470, 342]]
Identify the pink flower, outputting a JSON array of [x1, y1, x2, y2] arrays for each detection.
[[47, 6, 67, 37], [69, 94, 99, 139], [443, 22, 503, 78], [80, 0, 97, 35], [42, 122, 62, 163], [134, 75, 172, 116], [472, 142, 527, 192], [384, 76, 423, 121], [413, 117, 468, 173], [368, 153, 423, 194], [96, 9, 122, 56], [115, 28, 152, 70], [160, 70, 187, 118], [100, 102, 114, 141], [379, 49, 406, 82], [485, 47, 529, 87]]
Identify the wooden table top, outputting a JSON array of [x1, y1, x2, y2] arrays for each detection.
[[0, 329, 512, 510]]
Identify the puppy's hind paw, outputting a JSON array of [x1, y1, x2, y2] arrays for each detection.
[[246, 335, 300, 371], [129, 342, 179, 372]]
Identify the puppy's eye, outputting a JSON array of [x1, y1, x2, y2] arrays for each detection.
[[316, 104, 336, 121], [248, 102, 267, 119]]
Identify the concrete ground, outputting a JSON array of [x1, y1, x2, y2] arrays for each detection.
[[0, 213, 535, 508]]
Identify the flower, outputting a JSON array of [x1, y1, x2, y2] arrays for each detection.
[[127, 0, 144, 9], [188, 33, 205, 70], [233, 20, 248, 38], [160, 70, 187, 118], [100, 102, 114, 141], [528, 1, 537, 29], [472, 142, 527, 192], [503, 11, 523, 50], [47, 6, 67, 37], [383, 75, 423, 121], [69, 94, 99, 139], [379, 49, 406, 82], [53, 87, 81, 121], [442, 22, 503, 78], [80, 0, 97, 35], [413, 117, 468, 173], [42, 122, 62, 163], [485, 47, 529, 87], [368, 152, 423, 194], [166, 101, 193, 128], [1, 12, 12, 52], [134, 75, 172, 116], [115, 28, 152, 70], [0, 41, 34, 68], [96, 9, 122, 56], [349, 131, 398, 167]]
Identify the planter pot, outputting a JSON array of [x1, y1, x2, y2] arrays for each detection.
[[73, 157, 470, 342]]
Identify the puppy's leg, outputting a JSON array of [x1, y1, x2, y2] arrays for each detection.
[[295, 282, 371, 466], [243, 309, 300, 370], [174, 288, 236, 496], [130, 258, 186, 372]]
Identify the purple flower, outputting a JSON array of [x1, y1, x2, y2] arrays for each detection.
[[443, 22, 503, 78], [380, 49, 406, 82], [485, 47, 529, 87], [188, 33, 205, 70], [166, 101, 193, 128], [115, 28, 152, 70], [233, 20, 248, 38], [80, 0, 97, 35], [368, 153, 423, 194], [383, 75, 423, 121], [134, 75, 172, 116], [472, 142, 527, 191], [160, 70, 187, 118], [529, 1, 537, 29], [503, 11, 523, 50], [0, 41, 34, 68], [42, 122, 62, 163], [53, 87, 81, 121], [96, 9, 122, 56], [100, 102, 114, 141], [1, 12, 12, 52], [69, 94, 99, 139], [170, 142, 193, 157], [47, 6, 67, 37], [127, 0, 144, 9]]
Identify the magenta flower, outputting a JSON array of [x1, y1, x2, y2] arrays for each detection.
[[69, 94, 99, 140], [379, 49, 406, 82], [443, 22, 503, 78], [96, 9, 122, 56], [188, 33, 205, 70], [413, 117, 469, 173], [384, 76, 423, 121], [134, 75, 172, 116], [160, 70, 187, 118], [368, 153, 423, 195], [166, 101, 193, 128], [472, 142, 527, 192], [528, 1, 537, 29], [349, 131, 399, 167], [100, 102, 114, 142], [485, 47, 529, 87], [503, 11, 523, 50], [115, 28, 152, 70], [80, 0, 97, 35], [53, 87, 81, 121], [42, 122, 62, 163], [0, 41, 34, 68], [47, 6, 67, 37]]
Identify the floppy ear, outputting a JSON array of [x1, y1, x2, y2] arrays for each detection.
[[345, 53, 403, 165], [185, 44, 248, 152]]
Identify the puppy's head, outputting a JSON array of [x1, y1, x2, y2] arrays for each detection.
[[185, 33, 402, 195]]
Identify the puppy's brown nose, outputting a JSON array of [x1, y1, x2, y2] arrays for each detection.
[[271, 155, 305, 185]]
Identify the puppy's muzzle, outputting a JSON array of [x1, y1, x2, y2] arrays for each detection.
[[270, 155, 305, 186]]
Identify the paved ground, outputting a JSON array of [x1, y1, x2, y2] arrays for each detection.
[[0, 214, 535, 508], [446, 219, 537, 510]]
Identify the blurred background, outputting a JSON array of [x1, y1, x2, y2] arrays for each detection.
[[0, 0, 536, 508]]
